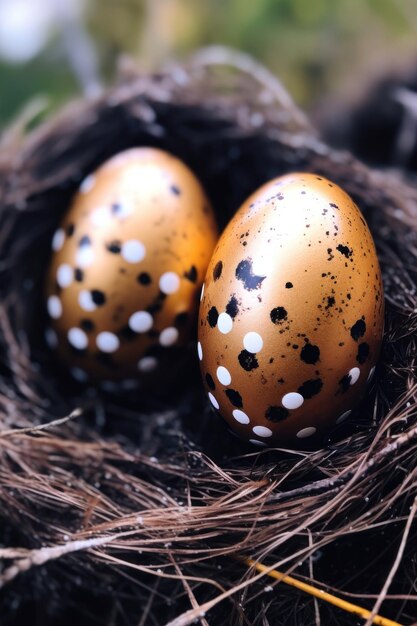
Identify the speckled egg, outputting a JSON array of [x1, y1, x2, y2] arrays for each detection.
[[45, 147, 218, 382], [198, 173, 384, 446]]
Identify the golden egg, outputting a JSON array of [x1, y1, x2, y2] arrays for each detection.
[[198, 173, 384, 446], [45, 147, 218, 382]]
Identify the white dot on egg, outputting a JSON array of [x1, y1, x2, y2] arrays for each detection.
[[349, 367, 360, 385], [47, 295, 62, 319], [243, 331, 263, 353], [251, 257, 269, 277], [217, 312, 233, 334], [197, 341, 203, 361], [208, 392, 219, 410], [336, 409, 352, 424], [216, 365, 231, 386], [78, 290, 97, 312], [252, 425, 273, 438], [90, 206, 110, 227], [45, 328, 58, 349], [70, 367, 89, 382], [68, 327, 88, 350], [367, 366, 376, 383], [282, 392, 304, 410], [159, 272, 180, 295], [57, 264, 73, 288], [232, 409, 250, 424], [138, 356, 158, 373], [80, 174, 95, 194], [121, 240, 146, 264], [200, 283, 205, 301], [76, 246, 94, 268], [296, 426, 317, 439], [129, 311, 153, 333], [96, 331, 120, 353], [249, 439, 268, 447], [52, 228, 65, 252], [159, 327, 179, 347]]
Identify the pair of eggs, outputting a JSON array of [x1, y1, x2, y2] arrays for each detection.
[[45, 148, 384, 446]]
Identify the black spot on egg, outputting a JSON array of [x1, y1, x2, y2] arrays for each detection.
[[300, 343, 320, 365], [270, 306, 288, 324], [238, 350, 259, 371], [207, 306, 219, 328], [91, 290, 106, 306], [285, 282, 293, 289], [205, 373, 215, 390], [147, 292, 166, 315], [79, 235, 91, 247], [184, 265, 197, 283], [107, 241, 121, 254], [226, 295, 239, 319], [298, 378, 323, 399], [137, 272, 151, 285], [351, 318, 366, 341], [170, 184, 181, 196], [336, 244, 353, 258], [111, 202, 123, 215], [235, 259, 265, 290], [175, 312, 189, 326], [80, 319, 94, 332], [67, 341, 86, 356], [339, 374, 351, 392], [119, 325, 137, 341], [357, 342, 370, 364], [74, 268, 84, 282], [265, 406, 289, 422], [225, 388, 243, 408], [213, 261, 223, 281]]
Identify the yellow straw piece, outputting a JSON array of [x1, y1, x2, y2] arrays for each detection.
[[245, 558, 403, 626]]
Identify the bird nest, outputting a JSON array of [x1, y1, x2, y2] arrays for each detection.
[[1, 49, 417, 626]]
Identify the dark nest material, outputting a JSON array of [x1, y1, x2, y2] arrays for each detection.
[[1, 48, 417, 626]]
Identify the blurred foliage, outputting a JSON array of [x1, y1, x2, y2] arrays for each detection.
[[1, 0, 417, 125], [0, 56, 78, 124]]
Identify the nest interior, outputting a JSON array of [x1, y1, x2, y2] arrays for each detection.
[[1, 50, 417, 626]]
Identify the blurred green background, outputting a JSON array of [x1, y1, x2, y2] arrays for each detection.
[[1, 0, 417, 125]]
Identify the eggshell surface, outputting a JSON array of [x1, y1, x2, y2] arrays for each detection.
[[198, 173, 384, 446], [46, 147, 218, 381]]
